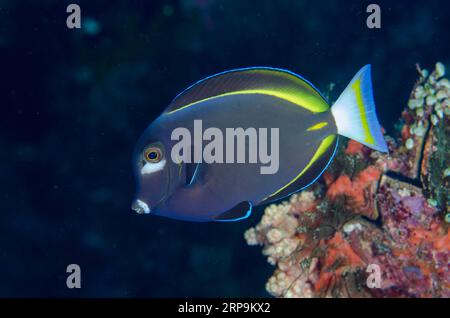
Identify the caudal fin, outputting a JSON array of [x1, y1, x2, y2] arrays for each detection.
[[331, 65, 388, 152]]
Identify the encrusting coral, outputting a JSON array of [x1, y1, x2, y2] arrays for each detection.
[[245, 63, 450, 298]]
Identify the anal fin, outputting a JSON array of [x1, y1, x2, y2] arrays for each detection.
[[214, 201, 253, 222]]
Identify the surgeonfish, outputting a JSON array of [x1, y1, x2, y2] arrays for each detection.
[[131, 65, 388, 222]]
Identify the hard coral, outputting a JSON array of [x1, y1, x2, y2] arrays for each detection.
[[246, 63, 450, 298]]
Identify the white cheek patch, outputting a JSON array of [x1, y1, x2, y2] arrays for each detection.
[[140, 159, 166, 175]]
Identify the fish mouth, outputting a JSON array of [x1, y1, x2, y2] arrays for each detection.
[[131, 199, 151, 214]]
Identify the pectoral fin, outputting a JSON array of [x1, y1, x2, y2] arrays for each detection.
[[186, 162, 201, 186], [214, 201, 253, 222]]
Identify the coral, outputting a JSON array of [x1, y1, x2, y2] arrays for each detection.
[[245, 63, 450, 298]]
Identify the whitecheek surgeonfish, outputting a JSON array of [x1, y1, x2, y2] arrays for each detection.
[[131, 65, 388, 222]]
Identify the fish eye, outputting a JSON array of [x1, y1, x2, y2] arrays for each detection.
[[144, 147, 163, 163]]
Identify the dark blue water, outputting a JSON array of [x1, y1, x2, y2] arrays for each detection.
[[0, 0, 449, 297]]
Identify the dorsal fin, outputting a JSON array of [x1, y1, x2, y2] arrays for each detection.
[[165, 67, 329, 114]]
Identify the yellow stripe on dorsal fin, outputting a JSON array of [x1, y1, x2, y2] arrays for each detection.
[[165, 67, 330, 115]]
